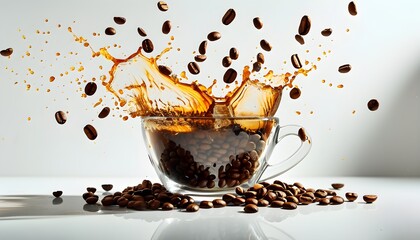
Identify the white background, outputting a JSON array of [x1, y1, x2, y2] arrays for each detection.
[[0, 0, 419, 178]]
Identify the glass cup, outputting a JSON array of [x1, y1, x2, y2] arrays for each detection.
[[141, 116, 311, 196]]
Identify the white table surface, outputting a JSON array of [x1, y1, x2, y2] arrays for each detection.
[[1, 177, 419, 240]]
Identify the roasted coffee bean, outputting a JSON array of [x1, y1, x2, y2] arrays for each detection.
[[113, 17, 126, 25], [291, 54, 302, 69], [55, 111, 67, 124], [257, 199, 269, 207], [246, 198, 258, 205], [260, 39, 272, 51], [286, 196, 299, 204], [198, 40, 207, 55], [263, 192, 277, 203], [102, 184, 113, 191], [212, 199, 226, 208], [319, 198, 330, 205], [84, 82, 97, 96], [298, 15, 311, 35], [157, 1, 169, 11], [244, 204, 258, 213], [86, 196, 98, 204], [0, 48, 13, 57], [235, 186, 245, 195], [179, 198, 190, 208], [162, 202, 174, 210], [98, 107, 110, 119], [83, 192, 95, 200], [86, 187, 96, 193], [331, 183, 344, 189], [186, 203, 199, 212], [326, 190, 337, 196], [256, 53, 265, 64], [148, 199, 161, 210], [270, 200, 284, 208], [223, 68, 237, 84], [345, 192, 358, 202], [187, 62, 200, 75], [299, 196, 313, 205], [222, 8, 236, 25], [117, 197, 129, 207], [348, 1, 358, 16], [132, 200, 147, 210], [52, 191, 63, 198], [298, 128, 307, 142], [282, 202, 297, 210], [252, 62, 262, 72], [229, 48, 239, 60], [253, 183, 264, 190], [199, 201, 213, 209], [222, 56, 232, 67], [83, 124, 97, 140], [101, 196, 114, 206], [363, 195, 377, 203], [105, 27, 116, 35], [338, 64, 352, 73], [330, 196, 344, 205], [267, 184, 284, 191], [194, 54, 206, 62], [289, 87, 301, 99], [207, 31, 221, 41], [113, 191, 122, 197], [295, 35, 305, 45], [315, 189, 328, 198], [142, 39, 154, 53], [367, 99, 379, 111], [158, 65, 172, 76], [321, 28, 332, 37], [162, 20, 171, 34], [253, 17, 263, 29], [257, 188, 268, 199], [137, 27, 147, 37], [244, 191, 257, 199], [232, 197, 246, 206]]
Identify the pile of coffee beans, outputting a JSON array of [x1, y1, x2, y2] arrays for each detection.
[[74, 179, 377, 214]]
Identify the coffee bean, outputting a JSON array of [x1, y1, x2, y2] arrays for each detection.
[[289, 87, 301, 100], [260, 39, 272, 51], [229, 48, 239, 60], [282, 202, 297, 210], [330, 196, 344, 205], [207, 31, 221, 41], [348, 1, 358, 16], [83, 192, 95, 200], [86, 187, 96, 193], [52, 191, 63, 198], [162, 20, 171, 34], [244, 191, 257, 199], [326, 190, 337, 196], [83, 124, 98, 140], [137, 27, 147, 37], [252, 62, 262, 72], [222, 193, 236, 204], [315, 189, 328, 198], [222, 56, 232, 67], [286, 196, 299, 204], [298, 127, 307, 142], [84, 82, 97, 96], [187, 62, 200, 75], [102, 184, 113, 191], [222, 8, 236, 25], [162, 202, 174, 210], [199, 201, 213, 209], [157, 1, 169, 11], [321, 28, 332, 37], [291, 54, 302, 69], [148, 199, 161, 210], [55, 111, 67, 124], [132, 200, 147, 210], [244, 204, 258, 213], [235, 186, 245, 195], [257, 199, 269, 207], [194, 54, 206, 62], [299, 196, 313, 205], [186, 203, 199, 212], [101, 196, 114, 206], [117, 197, 129, 207], [367, 99, 379, 111], [232, 197, 246, 206], [158, 65, 172, 76], [270, 200, 284, 208], [246, 198, 258, 205], [338, 64, 352, 73], [345, 192, 358, 202], [105, 27, 116, 35], [198, 40, 207, 55], [298, 15, 311, 35], [0, 48, 13, 57], [98, 107, 110, 119], [331, 183, 344, 189], [319, 198, 330, 205], [113, 17, 126, 25], [142, 39, 154, 53], [212, 199, 227, 208], [256, 53, 265, 64], [253, 17, 263, 29], [363, 195, 377, 203], [294, 35, 305, 45], [223, 68, 237, 84], [86, 196, 98, 204]]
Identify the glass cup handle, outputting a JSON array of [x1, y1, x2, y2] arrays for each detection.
[[258, 125, 311, 182]]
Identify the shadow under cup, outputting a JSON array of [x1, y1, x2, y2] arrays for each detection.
[[142, 117, 311, 196]]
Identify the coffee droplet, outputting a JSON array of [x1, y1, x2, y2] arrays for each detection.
[[253, 17, 263, 29], [321, 28, 332, 37], [207, 31, 221, 41], [348, 1, 358, 16], [84, 82, 97, 96], [298, 15, 311, 36], [137, 27, 147, 37], [0, 48, 13, 57], [198, 40, 207, 55], [338, 64, 352, 73], [367, 99, 379, 111], [98, 107, 110, 118], [158, 65, 172, 76], [223, 68, 237, 84], [298, 127, 307, 142], [105, 27, 116, 36], [260, 39, 272, 51], [291, 54, 302, 69], [55, 111, 67, 124], [142, 39, 154, 53], [289, 87, 301, 99], [187, 62, 200, 75], [162, 20, 172, 34], [222, 8, 236, 25], [157, 1, 169, 11], [84, 124, 98, 140], [113, 17, 126, 25]]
